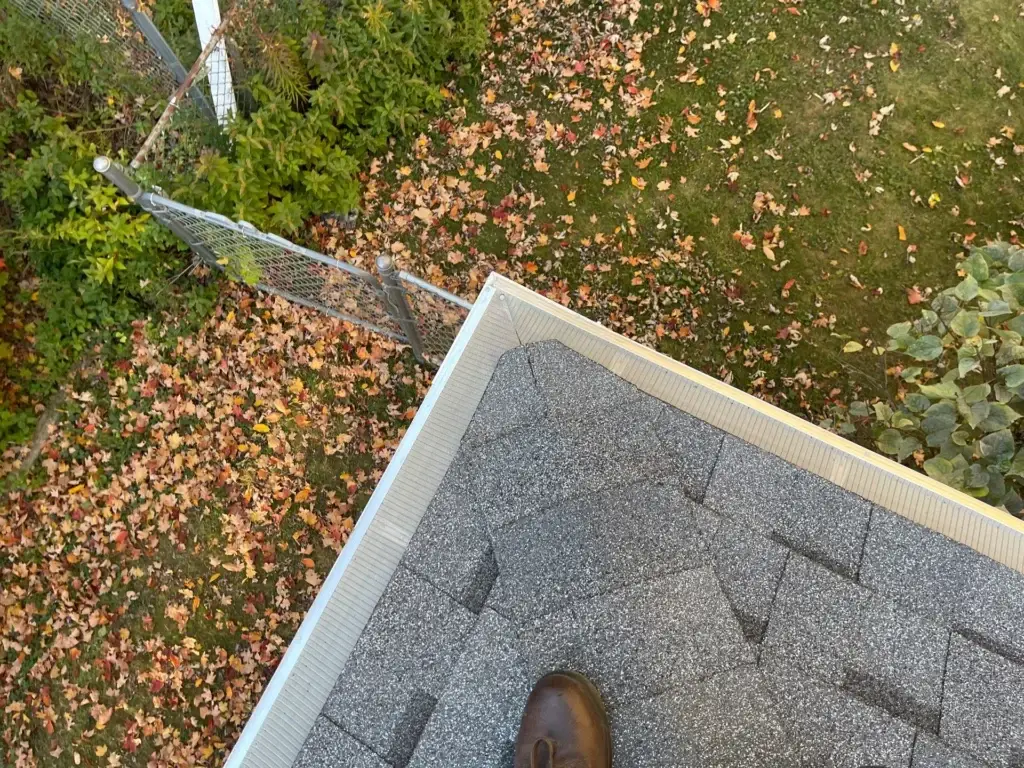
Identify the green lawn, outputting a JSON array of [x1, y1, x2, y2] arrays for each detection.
[[349, 0, 1022, 421]]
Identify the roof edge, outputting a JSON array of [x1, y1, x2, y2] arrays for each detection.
[[494, 274, 1024, 561]]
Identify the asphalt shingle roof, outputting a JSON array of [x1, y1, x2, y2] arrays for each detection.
[[297, 341, 1024, 768]]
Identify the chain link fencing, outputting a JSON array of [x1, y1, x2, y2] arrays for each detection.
[[93, 156, 472, 365], [11, 0, 177, 90], [9, 0, 223, 172]]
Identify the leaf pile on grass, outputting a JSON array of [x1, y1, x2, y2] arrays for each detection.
[[0, 283, 427, 766], [314, 0, 1024, 427]]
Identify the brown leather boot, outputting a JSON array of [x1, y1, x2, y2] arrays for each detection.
[[514, 671, 612, 768]]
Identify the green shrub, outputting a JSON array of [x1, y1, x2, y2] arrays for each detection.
[[864, 242, 1024, 516], [185, 0, 490, 233], [0, 3, 193, 448]]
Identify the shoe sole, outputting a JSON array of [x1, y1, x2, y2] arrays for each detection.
[[547, 670, 613, 767]]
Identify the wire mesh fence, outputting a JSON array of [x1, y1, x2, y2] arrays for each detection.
[[11, 0, 178, 89], [9, 0, 223, 173], [397, 272, 473, 363], [93, 157, 472, 365]]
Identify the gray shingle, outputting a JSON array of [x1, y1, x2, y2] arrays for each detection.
[[654, 407, 726, 501], [612, 665, 799, 768], [559, 388, 676, 493], [293, 717, 390, 768], [861, 509, 1024, 664], [697, 509, 790, 643], [519, 568, 752, 706], [489, 480, 712, 621], [322, 567, 476, 765], [408, 611, 529, 768], [762, 661, 916, 768], [705, 436, 872, 578], [774, 470, 874, 578], [912, 734, 987, 768], [462, 347, 546, 444], [401, 452, 496, 613], [763, 556, 948, 732], [472, 423, 577, 530], [703, 434, 793, 528], [527, 340, 638, 419], [940, 634, 1024, 768]]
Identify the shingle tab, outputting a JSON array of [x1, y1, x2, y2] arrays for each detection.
[[408, 611, 529, 768], [293, 717, 390, 768], [654, 407, 726, 501], [861, 509, 1024, 664], [558, 389, 675, 493], [612, 665, 799, 768], [489, 480, 712, 621], [762, 662, 916, 768], [704, 437, 872, 578], [322, 567, 476, 765], [519, 568, 752, 706], [940, 634, 1024, 768], [527, 340, 638, 419], [471, 423, 577, 530], [912, 734, 987, 768], [696, 509, 789, 644], [763, 556, 948, 732], [401, 451, 496, 612], [462, 347, 546, 444]]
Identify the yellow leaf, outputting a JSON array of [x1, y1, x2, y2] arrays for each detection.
[[928, 192, 941, 208], [288, 378, 304, 395], [932, 120, 945, 129], [630, 176, 647, 190], [484, 89, 496, 104], [743, 320, 755, 333], [889, 42, 900, 55], [567, 190, 576, 202], [898, 225, 907, 241], [253, 423, 270, 433], [890, 59, 900, 73], [843, 341, 864, 353], [68, 484, 85, 495], [295, 487, 311, 503], [494, 149, 503, 160], [767, 30, 776, 41]]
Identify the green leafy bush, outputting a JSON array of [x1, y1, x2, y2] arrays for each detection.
[[866, 242, 1024, 516], [186, 0, 490, 233], [0, 3, 192, 448]]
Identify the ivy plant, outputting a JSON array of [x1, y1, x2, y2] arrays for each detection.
[[864, 242, 1024, 515]]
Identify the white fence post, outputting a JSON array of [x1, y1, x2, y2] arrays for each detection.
[[191, 0, 237, 125]]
